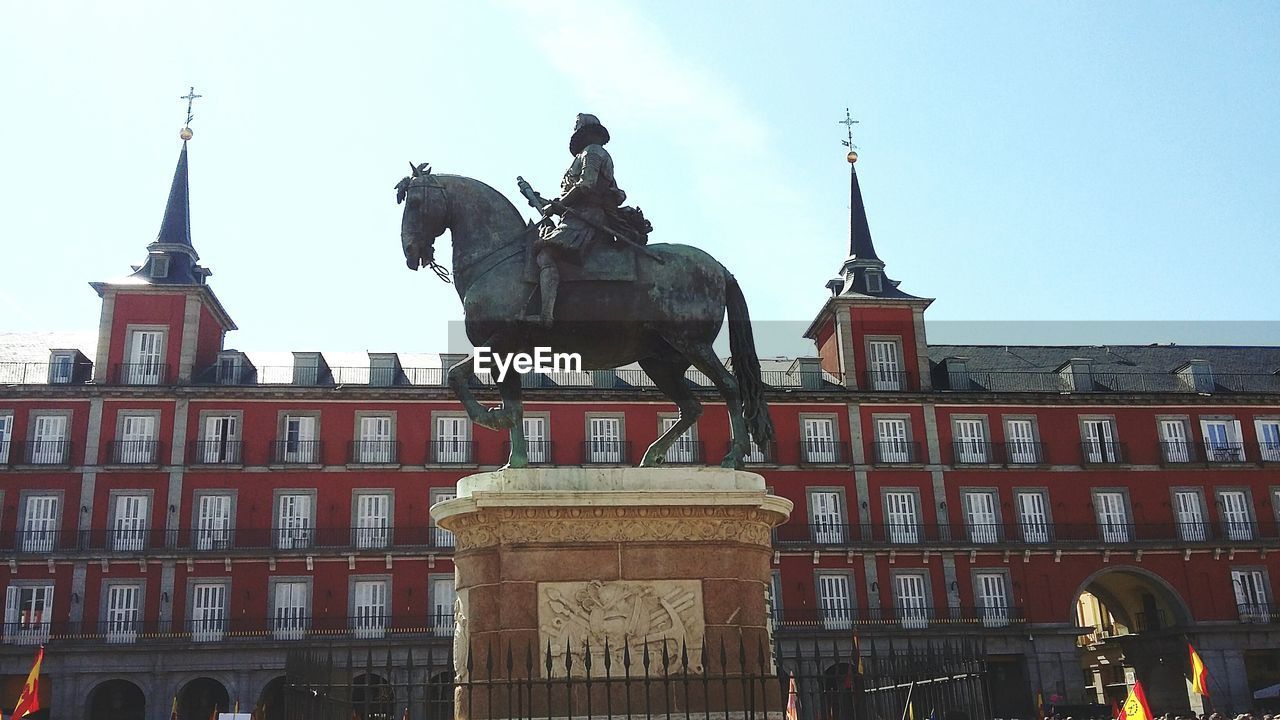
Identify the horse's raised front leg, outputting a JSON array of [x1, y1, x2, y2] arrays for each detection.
[[447, 355, 515, 431], [497, 372, 527, 469], [637, 357, 702, 467]]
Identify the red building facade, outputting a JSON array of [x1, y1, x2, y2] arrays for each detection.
[[1, 140, 1278, 720]]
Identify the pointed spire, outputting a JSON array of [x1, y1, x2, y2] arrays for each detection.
[[155, 142, 193, 247], [847, 160, 880, 262]]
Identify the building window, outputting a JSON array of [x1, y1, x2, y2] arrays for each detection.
[[868, 340, 903, 390], [953, 418, 988, 463], [874, 418, 911, 464], [3, 584, 53, 645], [962, 491, 999, 543], [20, 495, 60, 552], [281, 415, 319, 464], [150, 256, 170, 279], [1159, 418, 1193, 463], [893, 573, 929, 629], [110, 493, 150, 552], [124, 329, 166, 385], [216, 355, 243, 385], [191, 583, 227, 642], [864, 269, 883, 294], [115, 414, 158, 464], [194, 494, 233, 551], [1081, 418, 1121, 463], [1256, 419, 1280, 462], [430, 489, 457, 548], [801, 416, 839, 463], [433, 416, 471, 464], [48, 353, 75, 384], [884, 491, 919, 544], [104, 583, 142, 644], [29, 414, 68, 465], [816, 573, 853, 630], [1172, 490, 1206, 542], [975, 573, 1010, 628], [1094, 491, 1130, 542], [586, 416, 624, 464], [1201, 419, 1245, 462], [1232, 570, 1271, 623], [276, 493, 314, 550], [199, 414, 241, 464], [430, 576, 456, 637], [523, 416, 549, 464], [352, 579, 389, 639], [1014, 491, 1050, 543], [660, 417, 699, 463], [1218, 490, 1254, 541], [272, 581, 310, 640], [355, 415, 395, 464], [0, 414, 12, 465], [354, 492, 391, 550], [809, 490, 847, 544], [1004, 418, 1041, 464]]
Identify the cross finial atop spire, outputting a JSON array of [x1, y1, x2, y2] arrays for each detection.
[[839, 108, 859, 163], [179, 86, 202, 140]]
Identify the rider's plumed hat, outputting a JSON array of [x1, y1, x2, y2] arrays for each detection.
[[569, 113, 610, 154]]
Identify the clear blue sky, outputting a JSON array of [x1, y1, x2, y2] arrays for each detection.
[[2, 1, 1277, 355]]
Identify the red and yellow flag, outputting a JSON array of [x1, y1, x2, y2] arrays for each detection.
[[1036, 690, 1045, 720], [785, 677, 799, 720], [171, 695, 179, 720], [1121, 681, 1154, 720], [1189, 643, 1210, 697], [852, 631, 865, 676], [10, 646, 44, 718], [1111, 698, 1122, 720]]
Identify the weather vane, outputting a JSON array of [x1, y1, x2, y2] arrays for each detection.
[[839, 107, 859, 163], [179, 86, 202, 141]]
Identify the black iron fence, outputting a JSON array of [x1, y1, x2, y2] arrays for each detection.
[[284, 636, 990, 720]]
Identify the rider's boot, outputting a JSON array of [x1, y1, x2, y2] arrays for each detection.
[[521, 251, 559, 328]]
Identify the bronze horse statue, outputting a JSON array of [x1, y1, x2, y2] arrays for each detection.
[[396, 164, 773, 469]]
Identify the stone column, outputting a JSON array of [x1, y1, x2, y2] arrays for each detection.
[[433, 467, 792, 720]]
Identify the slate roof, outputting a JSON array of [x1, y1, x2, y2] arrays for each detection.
[[927, 344, 1280, 376]]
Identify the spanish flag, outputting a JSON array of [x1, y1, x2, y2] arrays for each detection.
[[1036, 690, 1045, 720], [10, 646, 44, 718], [1189, 643, 1210, 698], [851, 631, 865, 675], [1121, 681, 1154, 720], [785, 677, 799, 720]]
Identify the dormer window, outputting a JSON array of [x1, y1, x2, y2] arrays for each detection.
[[865, 269, 883, 294], [217, 356, 241, 385], [150, 256, 170, 279], [48, 354, 74, 384]]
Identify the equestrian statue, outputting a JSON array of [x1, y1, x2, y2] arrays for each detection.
[[395, 113, 774, 469]]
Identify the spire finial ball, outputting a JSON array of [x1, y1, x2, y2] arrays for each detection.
[[847, 150, 858, 164], [180, 126, 194, 141]]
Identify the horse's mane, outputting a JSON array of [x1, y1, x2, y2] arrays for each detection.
[[437, 174, 528, 231]]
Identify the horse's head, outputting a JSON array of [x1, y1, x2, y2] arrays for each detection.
[[395, 161, 448, 271]]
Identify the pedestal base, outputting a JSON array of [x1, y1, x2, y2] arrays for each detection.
[[432, 467, 792, 719]]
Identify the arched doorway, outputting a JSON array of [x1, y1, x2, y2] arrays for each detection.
[[352, 673, 394, 720], [256, 676, 287, 720], [425, 670, 454, 720], [820, 662, 858, 720], [1073, 568, 1193, 714], [88, 679, 145, 720], [178, 677, 230, 720]]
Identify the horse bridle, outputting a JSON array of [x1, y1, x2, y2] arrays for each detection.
[[406, 174, 454, 283]]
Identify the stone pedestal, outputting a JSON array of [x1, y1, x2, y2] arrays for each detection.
[[432, 467, 792, 719]]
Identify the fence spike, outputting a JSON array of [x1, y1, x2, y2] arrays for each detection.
[[623, 635, 633, 674], [564, 637, 574, 675], [545, 639, 554, 677], [604, 637, 613, 675], [681, 638, 690, 673], [661, 638, 671, 674], [642, 635, 652, 671], [584, 638, 593, 677]]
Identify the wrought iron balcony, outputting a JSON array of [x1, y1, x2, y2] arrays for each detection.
[[861, 370, 915, 392], [108, 439, 163, 465], [1003, 440, 1047, 465], [1, 615, 456, 646], [1204, 442, 1248, 464], [14, 439, 73, 466], [872, 440, 921, 465], [581, 440, 630, 465], [1261, 441, 1280, 464], [1237, 603, 1278, 624], [349, 440, 400, 464], [500, 439, 555, 464], [662, 438, 704, 464], [189, 439, 244, 465], [1159, 441, 1201, 464], [429, 439, 474, 464], [271, 439, 324, 465], [1079, 441, 1126, 465], [771, 605, 1024, 631], [950, 441, 997, 465], [800, 439, 845, 465], [112, 362, 170, 386]]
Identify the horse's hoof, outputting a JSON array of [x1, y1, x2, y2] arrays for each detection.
[[720, 456, 744, 470], [502, 458, 529, 470], [639, 453, 666, 468]]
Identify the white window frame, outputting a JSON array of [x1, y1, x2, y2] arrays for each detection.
[[962, 490, 1000, 543], [0, 413, 12, 465], [808, 489, 847, 544], [1217, 490, 1254, 541], [523, 415, 549, 464], [193, 492, 234, 551], [1201, 418, 1245, 463], [103, 582, 142, 644], [974, 572, 1010, 628], [586, 415, 624, 464], [275, 491, 315, 550], [109, 492, 150, 552], [893, 573, 930, 629], [1232, 569, 1271, 623], [116, 412, 158, 464], [660, 416, 698, 464], [1171, 489, 1206, 542], [430, 488, 457, 548], [29, 413, 69, 465], [125, 327, 166, 385], [1081, 418, 1119, 463], [20, 493, 61, 552], [1256, 418, 1280, 463], [801, 415, 839, 463], [282, 414, 319, 464], [867, 338, 903, 390], [1093, 491, 1130, 543], [1004, 417, 1041, 464], [816, 572, 854, 630], [351, 578, 390, 640], [883, 490, 919, 544], [4, 583, 54, 645], [355, 414, 395, 464], [48, 353, 76, 384], [874, 417, 911, 464], [433, 414, 472, 463], [271, 579, 311, 640], [1158, 417, 1193, 463], [354, 491, 392, 550], [200, 413, 241, 464], [190, 581, 228, 642], [953, 417, 988, 464], [430, 575, 456, 637], [1014, 490, 1050, 543]]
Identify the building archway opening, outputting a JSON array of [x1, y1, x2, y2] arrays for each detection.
[[88, 679, 145, 720], [352, 673, 394, 720], [178, 677, 230, 720], [256, 676, 287, 720]]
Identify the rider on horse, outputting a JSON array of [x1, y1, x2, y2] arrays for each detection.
[[522, 113, 628, 327]]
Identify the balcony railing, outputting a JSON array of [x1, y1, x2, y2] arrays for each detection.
[[861, 370, 915, 392], [108, 440, 162, 465], [1080, 441, 1126, 465], [112, 363, 170, 386], [582, 440, 630, 465], [0, 361, 93, 385], [14, 440, 73, 466], [800, 439, 845, 465], [501, 440, 555, 464], [662, 438, 704, 464], [190, 439, 244, 465], [429, 439, 474, 464], [271, 439, 324, 465], [1238, 603, 1278, 624], [349, 440, 400, 464], [872, 440, 921, 465], [950, 441, 996, 465], [1204, 443, 1248, 463], [771, 605, 1023, 631], [1004, 440, 1047, 465], [1, 614, 456, 646], [768, 520, 1274, 548], [1262, 441, 1280, 463], [943, 370, 1280, 395]]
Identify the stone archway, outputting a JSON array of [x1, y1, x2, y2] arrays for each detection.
[[1072, 566, 1194, 714], [256, 676, 287, 720], [178, 677, 230, 720], [88, 679, 145, 720], [425, 670, 454, 720], [352, 673, 394, 720]]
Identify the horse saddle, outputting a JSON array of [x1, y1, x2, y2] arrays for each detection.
[[522, 236, 637, 283]]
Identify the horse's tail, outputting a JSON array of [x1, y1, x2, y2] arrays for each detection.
[[725, 271, 775, 445]]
